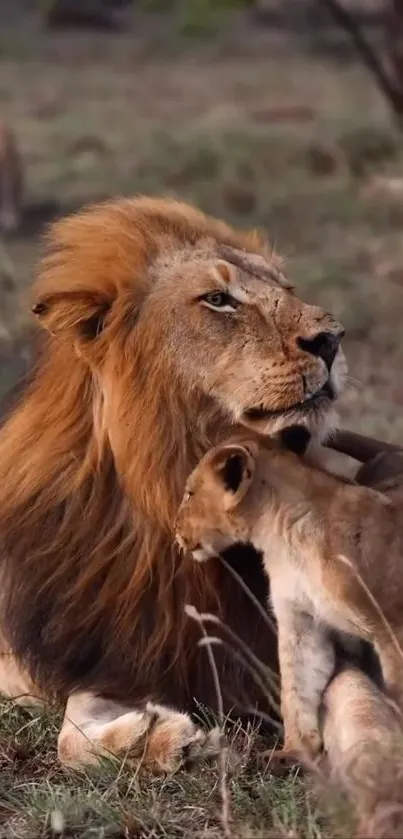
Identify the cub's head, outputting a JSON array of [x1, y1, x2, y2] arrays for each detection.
[[175, 426, 311, 562]]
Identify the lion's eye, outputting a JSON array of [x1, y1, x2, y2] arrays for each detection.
[[200, 291, 239, 313]]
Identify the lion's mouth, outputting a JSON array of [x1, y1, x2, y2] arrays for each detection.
[[243, 380, 334, 423]]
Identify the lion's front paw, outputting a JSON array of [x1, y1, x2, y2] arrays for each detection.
[[144, 703, 221, 773], [58, 693, 222, 773]]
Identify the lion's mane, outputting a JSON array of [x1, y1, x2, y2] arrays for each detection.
[[0, 197, 276, 711]]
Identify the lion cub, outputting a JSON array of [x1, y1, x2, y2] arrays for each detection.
[[175, 427, 403, 761]]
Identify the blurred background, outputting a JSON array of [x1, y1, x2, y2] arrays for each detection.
[[1, 0, 403, 440]]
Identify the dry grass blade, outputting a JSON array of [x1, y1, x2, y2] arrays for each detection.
[[196, 609, 281, 714], [338, 553, 403, 677], [198, 635, 282, 731], [185, 604, 232, 838], [219, 556, 278, 639]]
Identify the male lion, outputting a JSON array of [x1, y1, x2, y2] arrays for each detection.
[[0, 195, 359, 771], [175, 427, 403, 763]]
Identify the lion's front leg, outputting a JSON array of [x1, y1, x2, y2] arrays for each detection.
[[58, 692, 221, 773]]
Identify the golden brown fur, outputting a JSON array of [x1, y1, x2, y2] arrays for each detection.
[[322, 667, 403, 838], [0, 119, 23, 233], [0, 196, 349, 768], [176, 428, 403, 761]]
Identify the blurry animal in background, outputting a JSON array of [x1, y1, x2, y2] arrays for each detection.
[[0, 119, 23, 234], [176, 426, 403, 762]]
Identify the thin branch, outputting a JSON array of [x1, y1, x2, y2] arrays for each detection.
[[317, 0, 403, 118]]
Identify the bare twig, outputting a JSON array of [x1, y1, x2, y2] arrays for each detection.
[[317, 0, 403, 118]]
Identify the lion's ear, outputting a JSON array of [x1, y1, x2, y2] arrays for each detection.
[[32, 290, 112, 343]]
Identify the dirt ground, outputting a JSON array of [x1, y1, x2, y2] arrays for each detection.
[[1, 2, 403, 836]]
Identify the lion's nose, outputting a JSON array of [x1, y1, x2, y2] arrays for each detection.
[[297, 330, 344, 372]]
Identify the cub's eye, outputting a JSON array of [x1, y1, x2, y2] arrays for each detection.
[[200, 291, 239, 313]]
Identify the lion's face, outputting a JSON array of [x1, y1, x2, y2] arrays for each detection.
[[141, 253, 346, 440], [33, 198, 347, 467]]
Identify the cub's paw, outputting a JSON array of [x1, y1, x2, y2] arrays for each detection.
[[259, 729, 322, 775], [258, 746, 304, 776], [298, 727, 323, 760], [144, 703, 221, 773], [280, 725, 322, 762]]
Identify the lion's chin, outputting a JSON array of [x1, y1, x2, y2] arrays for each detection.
[[240, 387, 339, 442]]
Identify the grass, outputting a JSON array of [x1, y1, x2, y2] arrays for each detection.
[[0, 700, 355, 839], [1, 1, 403, 835]]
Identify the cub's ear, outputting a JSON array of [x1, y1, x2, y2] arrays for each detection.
[[32, 290, 111, 343], [210, 444, 255, 511], [279, 425, 311, 456]]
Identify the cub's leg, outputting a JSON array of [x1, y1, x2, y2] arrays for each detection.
[[319, 555, 403, 707], [262, 603, 335, 764], [58, 692, 220, 773], [322, 665, 403, 833]]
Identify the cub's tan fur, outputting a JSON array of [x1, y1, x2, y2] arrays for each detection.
[[176, 428, 403, 762], [0, 120, 23, 233]]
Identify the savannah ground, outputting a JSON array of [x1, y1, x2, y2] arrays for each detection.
[[1, 1, 403, 836]]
